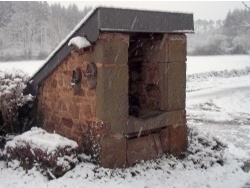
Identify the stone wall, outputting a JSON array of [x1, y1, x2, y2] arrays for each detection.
[[38, 32, 188, 168], [38, 33, 129, 164], [38, 53, 98, 149]]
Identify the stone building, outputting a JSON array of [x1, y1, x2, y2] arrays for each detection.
[[25, 7, 194, 168]]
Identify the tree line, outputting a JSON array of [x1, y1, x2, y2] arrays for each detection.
[[0, 2, 249, 60], [188, 7, 250, 55], [0, 2, 91, 61]]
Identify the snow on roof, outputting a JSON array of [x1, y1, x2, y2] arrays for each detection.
[[5, 127, 78, 154], [68, 36, 91, 49]]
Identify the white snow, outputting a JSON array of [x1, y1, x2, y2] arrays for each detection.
[[4, 127, 78, 155], [187, 70, 250, 162], [187, 55, 250, 74], [68, 36, 91, 49], [0, 55, 250, 187], [0, 60, 44, 76], [0, 69, 33, 110]]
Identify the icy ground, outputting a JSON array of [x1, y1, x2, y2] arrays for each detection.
[[0, 55, 250, 187]]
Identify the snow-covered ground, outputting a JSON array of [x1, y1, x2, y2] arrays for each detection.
[[0, 60, 44, 76], [187, 55, 250, 74], [0, 55, 249, 76], [0, 55, 250, 187]]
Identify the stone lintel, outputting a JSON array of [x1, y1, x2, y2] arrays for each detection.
[[110, 110, 185, 134]]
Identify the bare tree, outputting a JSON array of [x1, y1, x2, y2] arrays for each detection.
[[243, 1, 250, 9], [242, 1, 250, 27]]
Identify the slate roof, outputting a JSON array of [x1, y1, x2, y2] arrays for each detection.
[[24, 7, 194, 95]]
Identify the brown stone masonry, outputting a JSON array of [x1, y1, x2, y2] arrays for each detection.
[[38, 32, 188, 168], [38, 52, 98, 148], [38, 33, 129, 162]]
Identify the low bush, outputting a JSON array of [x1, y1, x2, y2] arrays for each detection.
[[4, 127, 79, 179], [0, 70, 34, 134]]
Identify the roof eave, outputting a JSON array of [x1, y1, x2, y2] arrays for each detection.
[[25, 7, 194, 96]]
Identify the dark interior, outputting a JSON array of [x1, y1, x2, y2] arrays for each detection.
[[128, 34, 162, 118]]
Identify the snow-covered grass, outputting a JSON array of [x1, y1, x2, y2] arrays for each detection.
[[0, 55, 250, 187], [187, 55, 250, 74], [1, 127, 247, 188], [187, 70, 250, 162], [0, 60, 45, 76]]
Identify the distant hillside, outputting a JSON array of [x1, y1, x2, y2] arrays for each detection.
[[188, 8, 250, 56], [0, 2, 91, 61], [0, 2, 249, 60]]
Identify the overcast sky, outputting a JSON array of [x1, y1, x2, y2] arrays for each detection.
[[49, 1, 247, 21]]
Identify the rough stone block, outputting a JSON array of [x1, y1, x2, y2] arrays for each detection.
[[167, 62, 186, 111], [152, 134, 164, 156], [58, 100, 67, 111], [43, 121, 55, 133], [168, 123, 188, 155], [166, 110, 185, 126], [84, 106, 93, 119], [51, 79, 57, 88], [160, 127, 171, 153], [99, 33, 129, 43], [84, 38, 128, 64], [68, 103, 80, 119], [158, 62, 167, 110], [62, 117, 74, 127], [168, 34, 187, 62], [127, 135, 158, 166], [100, 134, 127, 168], [96, 64, 128, 121], [144, 39, 168, 62], [141, 62, 159, 85], [160, 123, 187, 155], [144, 34, 186, 63], [159, 62, 186, 111]]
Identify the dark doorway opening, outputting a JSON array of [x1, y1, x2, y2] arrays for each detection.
[[128, 34, 161, 118]]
